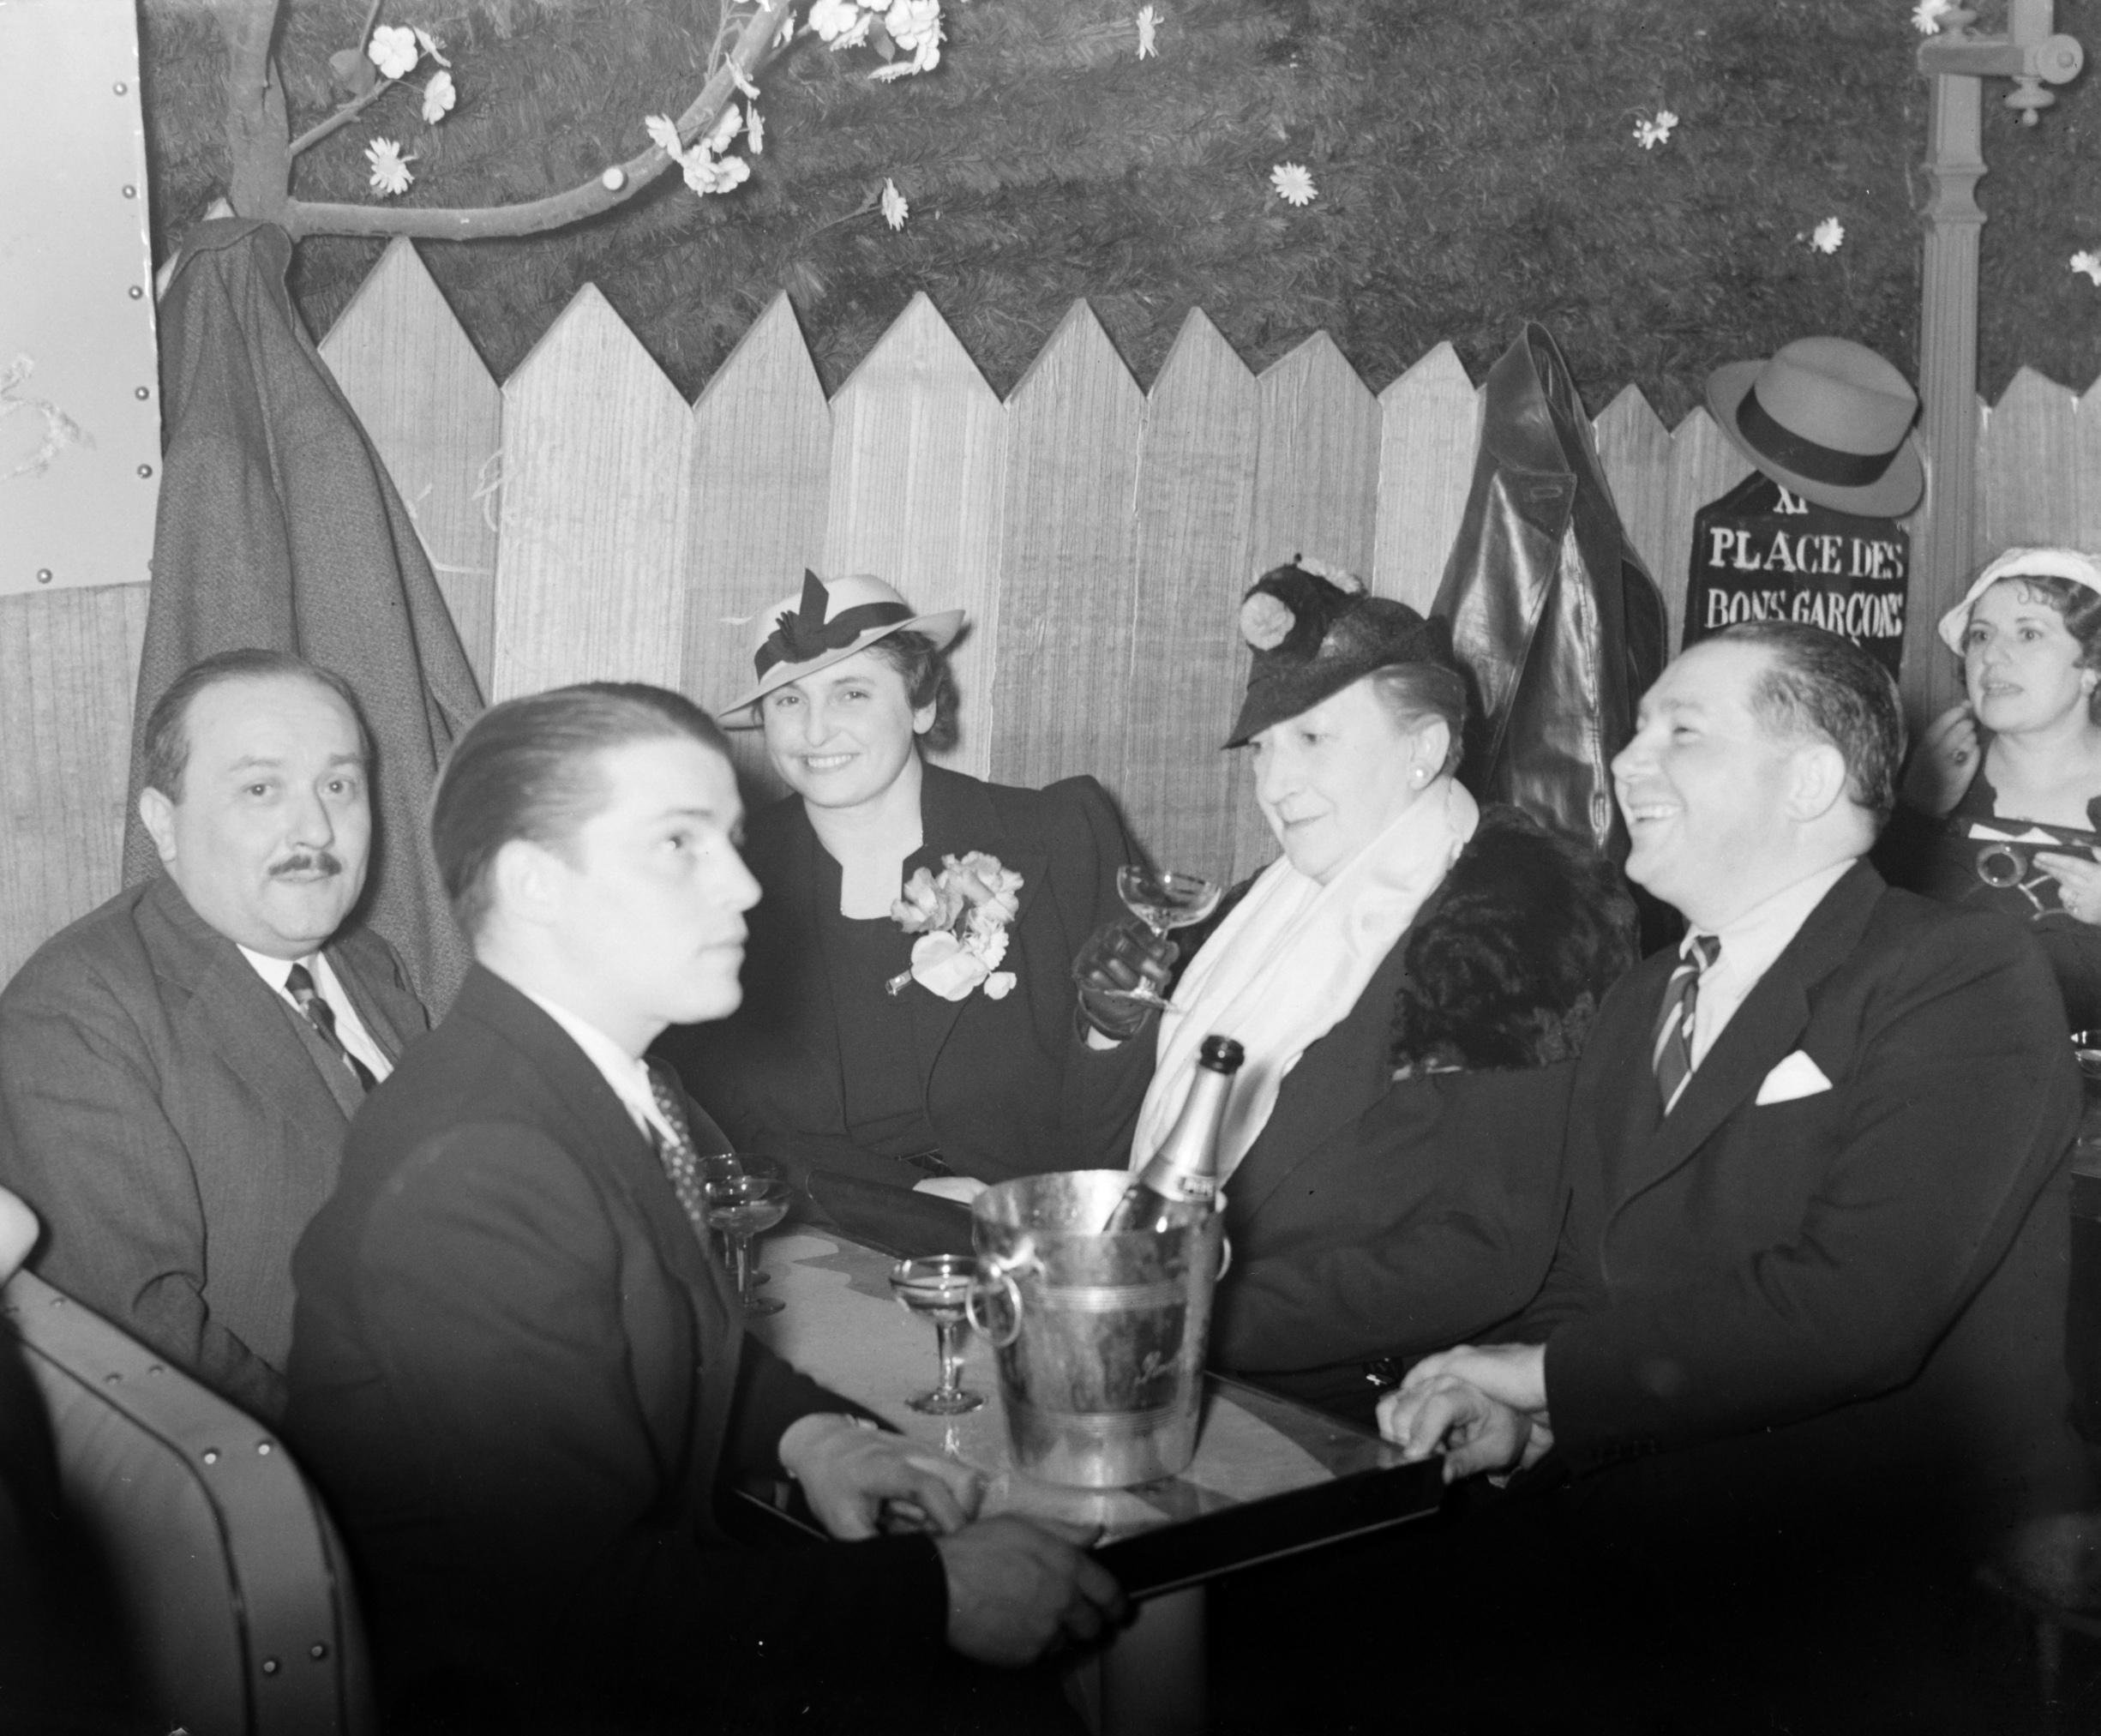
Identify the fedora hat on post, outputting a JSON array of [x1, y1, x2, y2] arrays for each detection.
[[719, 570, 964, 724], [1705, 336, 1924, 518]]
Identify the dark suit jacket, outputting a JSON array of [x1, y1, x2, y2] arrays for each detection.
[[1528, 862, 2090, 1533], [661, 764, 1150, 1187], [0, 874, 425, 1419], [285, 967, 946, 1731]]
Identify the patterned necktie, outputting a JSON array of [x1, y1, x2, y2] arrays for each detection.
[[285, 964, 377, 1093], [645, 1064, 717, 1245], [1651, 933, 1720, 1116]]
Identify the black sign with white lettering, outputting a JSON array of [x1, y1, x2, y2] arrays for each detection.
[[1683, 471, 1909, 677]]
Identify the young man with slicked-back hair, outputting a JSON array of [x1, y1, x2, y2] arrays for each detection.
[[288, 681, 1122, 1733]]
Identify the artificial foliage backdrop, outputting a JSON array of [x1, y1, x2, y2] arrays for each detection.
[[141, 0, 2100, 421]]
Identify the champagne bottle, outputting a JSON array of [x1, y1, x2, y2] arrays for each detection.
[[1102, 1035, 1245, 1233]]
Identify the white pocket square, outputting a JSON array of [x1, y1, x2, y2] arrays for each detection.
[[1755, 1051, 1832, 1105]]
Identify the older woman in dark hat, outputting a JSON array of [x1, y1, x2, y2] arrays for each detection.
[[659, 572, 1152, 1207], [1079, 562, 1635, 1421], [1880, 546, 2101, 1028]]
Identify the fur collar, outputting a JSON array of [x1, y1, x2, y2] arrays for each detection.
[[1390, 805, 1636, 1075]]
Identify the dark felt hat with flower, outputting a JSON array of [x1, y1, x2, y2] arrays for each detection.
[[1224, 561, 1457, 748]]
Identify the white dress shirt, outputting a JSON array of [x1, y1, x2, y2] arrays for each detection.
[[517, 988, 682, 1150], [239, 944, 394, 1084], [1686, 858, 1857, 1070]]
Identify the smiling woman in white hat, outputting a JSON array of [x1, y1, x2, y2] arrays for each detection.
[[1882, 546, 2101, 1026], [657, 570, 1153, 1209]]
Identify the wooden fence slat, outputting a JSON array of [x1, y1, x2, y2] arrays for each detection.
[[823, 293, 1006, 780], [319, 237, 502, 690], [0, 584, 149, 985], [1978, 368, 2083, 553], [1234, 333, 1383, 881], [2077, 374, 2101, 565], [987, 300, 1144, 795], [1118, 309, 1258, 883], [683, 291, 832, 802], [1660, 407, 1754, 653], [490, 285, 692, 700], [1373, 342, 1481, 614], [1593, 385, 1678, 646]]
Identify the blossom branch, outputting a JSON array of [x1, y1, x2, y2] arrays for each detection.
[[288, 74, 399, 159], [279, 0, 792, 240]]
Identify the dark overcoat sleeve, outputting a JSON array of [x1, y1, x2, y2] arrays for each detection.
[[297, 1122, 946, 1722], [1210, 1063, 1574, 1375], [0, 939, 286, 1418], [1544, 904, 2080, 1474]]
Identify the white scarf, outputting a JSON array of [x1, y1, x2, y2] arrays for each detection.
[[1131, 778, 1479, 1183]]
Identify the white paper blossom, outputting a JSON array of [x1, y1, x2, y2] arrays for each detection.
[[880, 177, 909, 230], [1912, 0, 1952, 34], [777, 6, 798, 46], [1633, 109, 1678, 150], [746, 105, 765, 153], [2073, 250, 2101, 286], [421, 69, 456, 125], [1137, 6, 1161, 58], [681, 151, 751, 196], [1810, 216, 1846, 254], [706, 104, 744, 153], [366, 25, 418, 81], [811, 0, 873, 48], [983, 970, 1017, 1000], [1270, 162, 1317, 207], [413, 26, 451, 68], [730, 59, 761, 100], [645, 113, 685, 158], [365, 136, 415, 196]]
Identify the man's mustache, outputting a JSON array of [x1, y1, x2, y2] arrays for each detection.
[[271, 851, 345, 879]]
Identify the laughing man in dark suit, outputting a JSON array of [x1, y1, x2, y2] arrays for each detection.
[[286, 682, 1121, 1733], [1378, 622, 2090, 1715], [0, 650, 428, 1420]]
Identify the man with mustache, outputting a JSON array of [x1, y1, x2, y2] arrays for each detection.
[[0, 649, 428, 1419]]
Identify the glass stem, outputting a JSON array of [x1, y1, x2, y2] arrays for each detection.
[[731, 1233, 753, 1302], [935, 1319, 963, 1397]]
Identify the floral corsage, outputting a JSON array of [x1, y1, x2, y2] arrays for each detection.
[[888, 852, 1023, 1002]]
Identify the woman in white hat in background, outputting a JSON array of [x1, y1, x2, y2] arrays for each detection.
[[1883, 547, 2101, 1027], [658, 571, 1156, 1209]]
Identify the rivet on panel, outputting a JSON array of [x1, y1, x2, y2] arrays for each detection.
[[135, 387, 150, 400], [256, 1440, 273, 1455], [122, 185, 136, 199], [137, 465, 153, 479], [113, 81, 129, 95], [35, 569, 53, 585], [201, 1449, 219, 1464], [261, 1658, 279, 1676], [128, 286, 143, 300], [309, 1643, 329, 1661]]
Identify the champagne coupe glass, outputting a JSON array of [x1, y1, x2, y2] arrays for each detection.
[[1091, 866, 1225, 1012], [704, 1162, 789, 1317], [699, 1154, 771, 1286], [889, 1254, 984, 1415]]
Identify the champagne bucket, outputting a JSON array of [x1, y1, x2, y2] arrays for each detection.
[[969, 1170, 1223, 1489]]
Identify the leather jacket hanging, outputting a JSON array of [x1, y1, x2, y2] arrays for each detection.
[[1432, 323, 1667, 863]]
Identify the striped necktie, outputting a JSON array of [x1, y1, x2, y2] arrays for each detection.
[[1652, 933, 1720, 1116], [285, 964, 377, 1093], [645, 1064, 718, 1245]]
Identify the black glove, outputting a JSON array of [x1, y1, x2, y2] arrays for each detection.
[[1072, 916, 1179, 1042]]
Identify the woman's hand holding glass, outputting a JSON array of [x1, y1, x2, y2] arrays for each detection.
[[1072, 914, 1180, 1041], [2035, 848, 2101, 925], [1903, 701, 1980, 820]]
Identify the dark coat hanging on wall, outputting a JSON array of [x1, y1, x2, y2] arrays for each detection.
[[122, 219, 482, 1009], [1432, 324, 1668, 864]]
